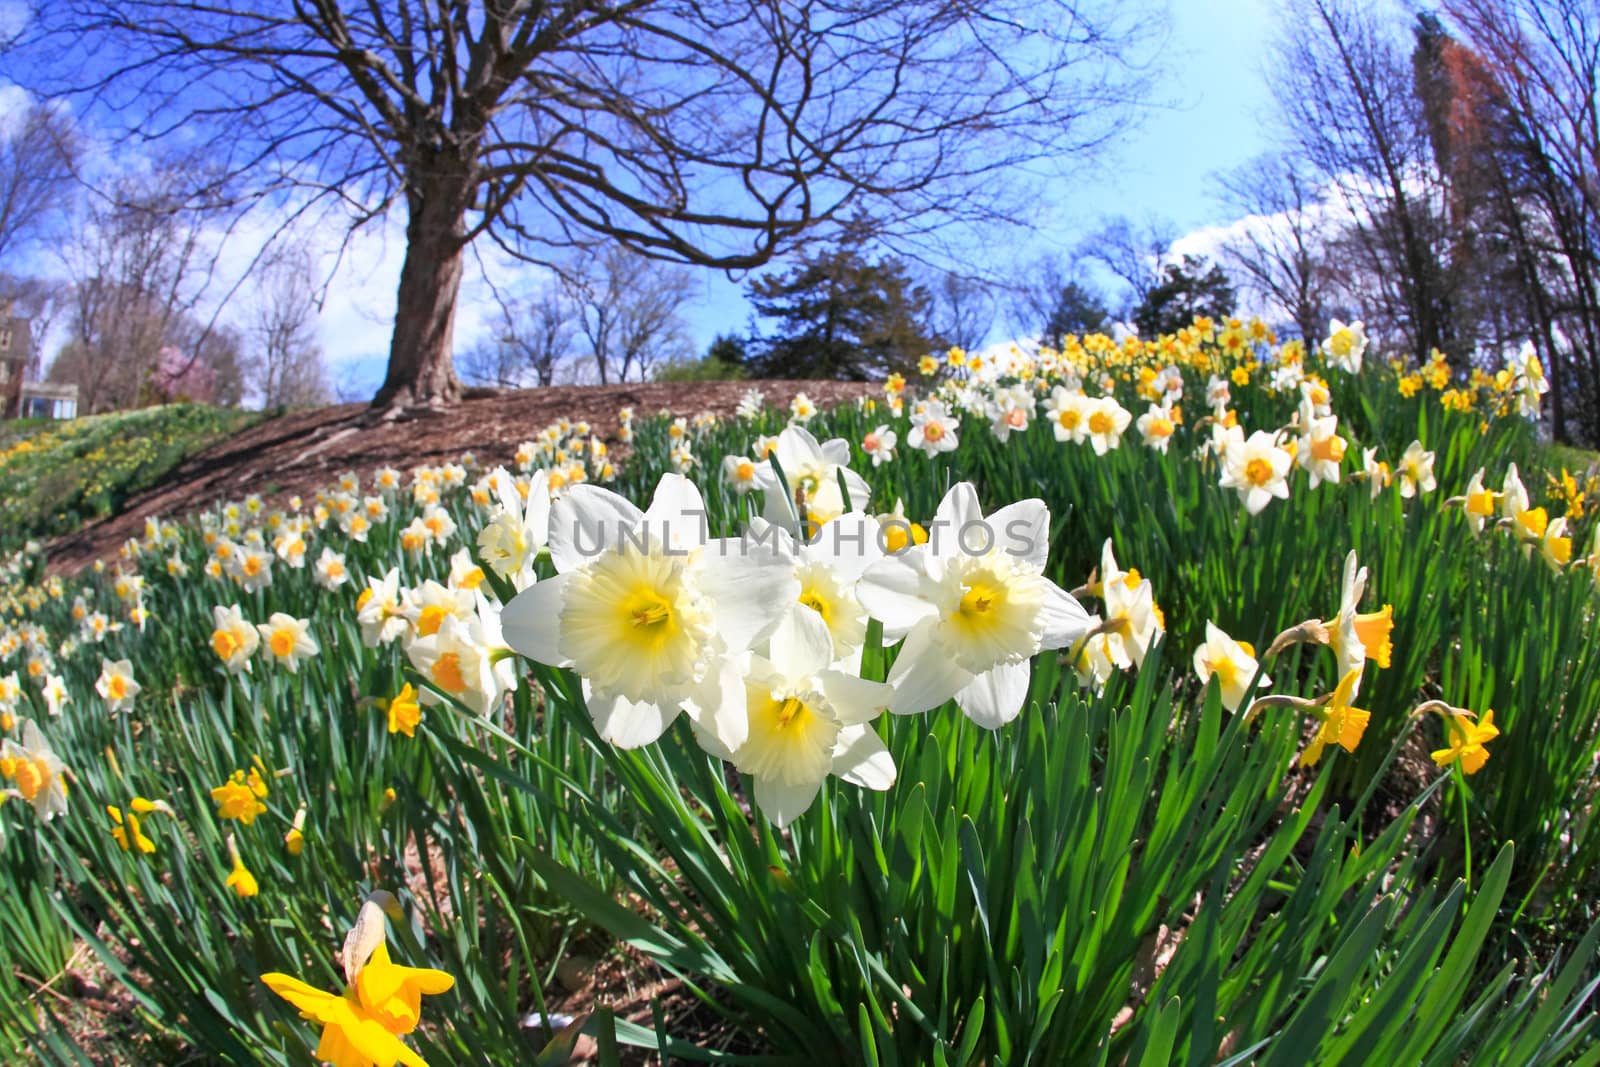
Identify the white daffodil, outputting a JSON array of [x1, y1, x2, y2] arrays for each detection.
[[1042, 386, 1090, 444], [447, 547, 489, 593], [1325, 319, 1367, 373], [1500, 462, 1530, 520], [476, 467, 551, 590], [1219, 431, 1292, 514], [1, 719, 68, 820], [1297, 409, 1347, 489], [707, 609, 895, 827], [228, 545, 274, 593], [210, 604, 260, 674], [1323, 551, 1393, 702], [314, 546, 350, 591], [1136, 403, 1176, 453], [1360, 447, 1391, 500], [988, 385, 1033, 443], [721, 454, 762, 494], [357, 569, 411, 648], [402, 580, 476, 646], [501, 474, 797, 751], [1396, 440, 1437, 498], [1192, 622, 1269, 713], [258, 613, 320, 674], [1084, 396, 1132, 455], [1095, 539, 1163, 670], [1460, 468, 1496, 534], [96, 658, 141, 714], [907, 402, 961, 457], [753, 425, 874, 533], [274, 530, 309, 569], [856, 483, 1093, 728], [861, 425, 898, 467], [406, 601, 518, 717], [746, 512, 884, 671], [40, 674, 70, 718]]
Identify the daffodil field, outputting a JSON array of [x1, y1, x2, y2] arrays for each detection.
[[4, 319, 1600, 1064]]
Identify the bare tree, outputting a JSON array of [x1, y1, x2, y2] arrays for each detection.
[[52, 172, 222, 412], [1270, 0, 1461, 363], [460, 281, 576, 389], [928, 272, 997, 352], [1442, 0, 1600, 441], [0, 102, 79, 262], [563, 246, 695, 384], [247, 249, 331, 408], [1216, 154, 1337, 344], [31, 1, 1160, 414], [1078, 215, 1176, 317]]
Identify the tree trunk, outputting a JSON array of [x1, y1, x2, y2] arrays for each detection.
[[370, 182, 469, 414]]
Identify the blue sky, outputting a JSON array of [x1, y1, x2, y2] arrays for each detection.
[[675, 0, 1281, 355], [7, 0, 1283, 396]]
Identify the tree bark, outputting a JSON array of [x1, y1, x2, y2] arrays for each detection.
[[370, 181, 469, 414]]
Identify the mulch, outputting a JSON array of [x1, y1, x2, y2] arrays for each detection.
[[44, 380, 874, 576]]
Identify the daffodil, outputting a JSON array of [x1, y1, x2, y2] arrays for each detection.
[[1324, 318, 1367, 373], [1219, 431, 1292, 515], [1431, 709, 1499, 774], [296, 544, 339, 591], [357, 569, 411, 648], [752, 425, 873, 531], [861, 425, 898, 466], [476, 467, 550, 589], [721, 454, 761, 493], [1298, 669, 1370, 767], [258, 612, 319, 673], [108, 804, 157, 853], [1396, 440, 1437, 498], [1323, 551, 1393, 694], [404, 602, 517, 717], [211, 767, 269, 825], [907, 402, 961, 458], [1, 719, 68, 820], [1297, 407, 1347, 489], [1083, 396, 1132, 455], [95, 658, 141, 714], [386, 683, 422, 738], [704, 609, 894, 827], [211, 604, 260, 674], [1192, 621, 1270, 713], [1136, 403, 1176, 452], [1460, 468, 1497, 534], [857, 483, 1093, 727], [262, 909, 453, 1067], [502, 474, 796, 750]]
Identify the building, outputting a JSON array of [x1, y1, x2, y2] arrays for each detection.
[[0, 309, 77, 421]]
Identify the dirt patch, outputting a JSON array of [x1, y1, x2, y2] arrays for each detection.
[[45, 380, 873, 577]]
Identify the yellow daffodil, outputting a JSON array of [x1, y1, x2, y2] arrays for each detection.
[[386, 683, 422, 737], [1431, 709, 1499, 775], [1298, 670, 1370, 768]]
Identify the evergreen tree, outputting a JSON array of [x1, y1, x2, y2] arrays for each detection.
[[1132, 255, 1237, 337], [747, 244, 936, 379], [1042, 280, 1112, 343]]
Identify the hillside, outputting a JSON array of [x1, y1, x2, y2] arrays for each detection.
[[40, 381, 871, 574]]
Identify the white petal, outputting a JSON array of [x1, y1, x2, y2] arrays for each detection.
[[856, 554, 938, 640], [683, 656, 749, 752], [956, 660, 1031, 729], [930, 482, 984, 558], [697, 550, 799, 649], [1037, 581, 1095, 650], [832, 724, 896, 789], [588, 689, 680, 748], [641, 473, 710, 551], [818, 669, 893, 726], [549, 486, 643, 573], [988, 499, 1050, 569], [768, 607, 834, 680], [809, 512, 882, 580], [754, 775, 825, 828], [500, 574, 573, 666], [887, 620, 974, 714]]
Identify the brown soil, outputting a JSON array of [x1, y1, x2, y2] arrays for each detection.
[[45, 380, 873, 577]]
